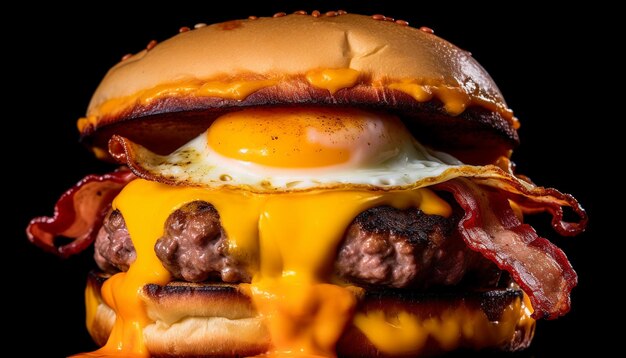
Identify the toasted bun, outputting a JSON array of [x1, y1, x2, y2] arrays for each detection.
[[87, 273, 271, 356], [87, 272, 534, 357], [80, 13, 519, 164]]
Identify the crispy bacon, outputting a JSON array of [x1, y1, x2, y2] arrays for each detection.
[[470, 176, 587, 237], [437, 179, 579, 319], [26, 169, 135, 258], [27, 142, 586, 321]]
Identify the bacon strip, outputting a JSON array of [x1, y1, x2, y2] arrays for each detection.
[[26, 169, 136, 258], [437, 179, 578, 319], [109, 135, 588, 238], [470, 176, 587, 237]]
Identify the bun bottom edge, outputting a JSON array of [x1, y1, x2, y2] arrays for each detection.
[[86, 271, 535, 357]]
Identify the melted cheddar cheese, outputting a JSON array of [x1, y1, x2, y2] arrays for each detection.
[[78, 179, 450, 357], [74, 72, 522, 356], [353, 293, 534, 355], [77, 79, 277, 132], [305, 68, 360, 94], [78, 68, 518, 133]]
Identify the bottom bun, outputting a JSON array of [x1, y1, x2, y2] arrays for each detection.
[[86, 271, 535, 357]]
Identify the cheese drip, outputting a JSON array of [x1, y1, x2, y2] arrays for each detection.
[[79, 69, 517, 133], [353, 293, 535, 355], [78, 179, 450, 357]]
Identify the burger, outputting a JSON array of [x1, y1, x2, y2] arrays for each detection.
[[27, 11, 587, 358]]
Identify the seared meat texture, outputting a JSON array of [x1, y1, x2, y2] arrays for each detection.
[[334, 205, 500, 288], [154, 201, 250, 283], [94, 209, 135, 272], [94, 201, 500, 289]]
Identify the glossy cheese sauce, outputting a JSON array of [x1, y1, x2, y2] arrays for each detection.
[[305, 68, 360, 94], [77, 78, 277, 132], [85, 279, 100, 338], [388, 80, 518, 128], [78, 69, 517, 132], [353, 293, 535, 355], [79, 179, 450, 357], [75, 70, 518, 356]]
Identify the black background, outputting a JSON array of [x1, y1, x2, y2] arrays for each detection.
[[9, 1, 611, 357]]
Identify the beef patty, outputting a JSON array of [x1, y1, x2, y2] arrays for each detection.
[[154, 201, 250, 283], [94, 209, 135, 272], [334, 205, 500, 288], [94, 200, 500, 288]]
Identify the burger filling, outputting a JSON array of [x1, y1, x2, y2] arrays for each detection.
[[95, 202, 501, 290], [28, 107, 587, 357]]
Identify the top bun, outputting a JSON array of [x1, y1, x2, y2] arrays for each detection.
[[80, 12, 519, 164]]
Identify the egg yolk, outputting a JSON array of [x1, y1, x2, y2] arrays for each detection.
[[206, 107, 408, 168]]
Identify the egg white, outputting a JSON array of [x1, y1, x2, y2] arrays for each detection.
[[128, 128, 465, 190]]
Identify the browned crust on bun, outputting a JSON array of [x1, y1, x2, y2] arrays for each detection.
[[79, 13, 519, 164], [86, 272, 270, 356], [87, 84, 518, 165], [141, 281, 259, 324], [87, 271, 534, 357], [338, 289, 535, 357]]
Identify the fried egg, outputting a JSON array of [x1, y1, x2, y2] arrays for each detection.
[[114, 107, 467, 191]]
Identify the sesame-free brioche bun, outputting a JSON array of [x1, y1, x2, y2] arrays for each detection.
[[79, 13, 519, 164], [87, 272, 534, 358]]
